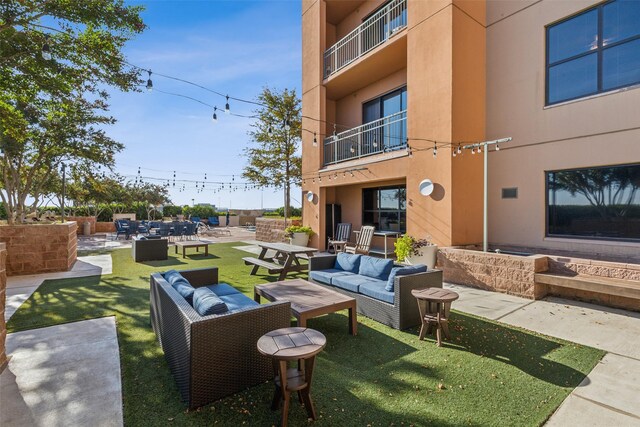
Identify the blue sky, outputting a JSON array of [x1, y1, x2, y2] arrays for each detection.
[[108, 0, 302, 209]]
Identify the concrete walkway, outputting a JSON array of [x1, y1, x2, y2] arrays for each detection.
[[5, 254, 113, 321], [445, 283, 640, 426], [0, 317, 122, 427]]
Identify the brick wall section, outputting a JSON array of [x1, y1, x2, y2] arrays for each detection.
[[438, 248, 549, 299], [96, 222, 116, 233], [0, 222, 77, 276], [0, 243, 7, 372], [255, 218, 302, 243], [66, 216, 96, 235]]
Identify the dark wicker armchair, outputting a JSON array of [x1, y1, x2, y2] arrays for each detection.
[[308, 255, 443, 330], [150, 267, 291, 409]]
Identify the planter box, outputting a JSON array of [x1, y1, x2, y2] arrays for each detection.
[[0, 222, 77, 276], [255, 218, 302, 243]]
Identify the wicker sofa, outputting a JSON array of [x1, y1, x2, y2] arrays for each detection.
[[150, 267, 291, 409], [308, 254, 443, 330]]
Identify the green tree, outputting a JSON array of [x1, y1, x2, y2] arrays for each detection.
[[243, 88, 301, 219], [0, 0, 145, 223]]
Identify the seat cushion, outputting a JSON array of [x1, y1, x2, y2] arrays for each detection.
[[385, 264, 428, 292], [206, 283, 241, 297], [332, 275, 379, 293], [359, 280, 395, 304], [334, 253, 362, 273], [192, 287, 228, 316], [172, 280, 195, 304], [218, 293, 259, 313], [358, 256, 394, 281], [309, 269, 355, 285]]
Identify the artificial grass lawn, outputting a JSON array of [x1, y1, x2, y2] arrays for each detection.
[[7, 243, 604, 426]]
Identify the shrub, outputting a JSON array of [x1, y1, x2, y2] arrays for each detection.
[[285, 225, 314, 236], [394, 235, 434, 263]]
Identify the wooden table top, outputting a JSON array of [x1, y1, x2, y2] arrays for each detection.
[[174, 241, 208, 247], [411, 288, 459, 303], [255, 279, 355, 314], [257, 327, 326, 361], [258, 242, 317, 254]]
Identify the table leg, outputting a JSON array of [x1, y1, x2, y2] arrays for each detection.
[[271, 359, 282, 410], [279, 360, 290, 427], [205, 245, 209, 256], [416, 299, 427, 340], [297, 315, 306, 328], [175, 245, 178, 255], [436, 309, 442, 347], [301, 356, 317, 420], [384, 235, 388, 259], [349, 305, 358, 335], [254, 290, 261, 303], [182, 247, 186, 259], [278, 254, 295, 281]]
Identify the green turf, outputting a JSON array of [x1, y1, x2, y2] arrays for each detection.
[[7, 243, 604, 426]]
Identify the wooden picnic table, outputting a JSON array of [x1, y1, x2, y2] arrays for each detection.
[[174, 241, 209, 258], [243, 242, 317, 281]]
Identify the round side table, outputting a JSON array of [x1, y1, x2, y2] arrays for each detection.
[[411, 288, 459, 346], [257, 327, 326, 427]]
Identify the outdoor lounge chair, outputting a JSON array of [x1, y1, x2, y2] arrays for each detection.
[[207, 216, 220, 227], [345, 225, 375, 255], [328, 222, 352, 253]]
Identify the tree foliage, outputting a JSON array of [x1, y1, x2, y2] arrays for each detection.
[[242, 88, 301, 218], [0, 0, 145, 223]]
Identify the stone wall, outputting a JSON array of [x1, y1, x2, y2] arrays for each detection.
[[66, 216, 96, 235], [96, 222, 116, 233], [255, 218, 302, 243], [438, 247, 549, 299], [0, 222, 77, 276], [0, 243, 7, 372]]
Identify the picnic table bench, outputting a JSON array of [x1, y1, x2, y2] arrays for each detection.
[[244, 242, 317, 281]]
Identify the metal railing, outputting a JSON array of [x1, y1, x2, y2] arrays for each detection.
[[323, 110, 407, 165], [324, 0, 407, 79]]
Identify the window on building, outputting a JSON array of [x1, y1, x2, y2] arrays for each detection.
[[547, 164, 640, 241], [362, 87, 407, 152], [546, 0, 640, 105], [363, 185, 406, 232]]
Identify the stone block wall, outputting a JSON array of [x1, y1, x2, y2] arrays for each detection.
[[96, 222, 116, 233], [438, 248, 549, 299], [0, 222, 77, 276], [255, 218, 302, 243], [66, 216, 96, 235], [0, 243, 7, 372]]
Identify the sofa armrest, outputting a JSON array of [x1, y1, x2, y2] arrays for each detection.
[[396, 269, 443, 312], [179, 267, 219, 287], [309, 255, 336, 271]]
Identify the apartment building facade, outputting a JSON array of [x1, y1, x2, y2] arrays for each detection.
[[301, 0, 640, 258]]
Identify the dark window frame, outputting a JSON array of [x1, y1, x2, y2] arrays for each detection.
[[362, 85, 407, 123], [545, 0, 640, 105], [362, 185, 407, 233], [545, 163, 640, 242]]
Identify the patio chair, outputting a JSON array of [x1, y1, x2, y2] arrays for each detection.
[[183, 222, 197, 240], [190, 216, 201, 224], [172, 222, 185, 241], [208, 216, 220, 227], [328, 222, 352, 253], [345, 225, 375, 255], [114, 220, 129, 240], [127, 220, 140, 238], [157, 222, 171, 239]]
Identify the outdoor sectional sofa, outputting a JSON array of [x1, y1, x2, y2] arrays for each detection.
[[150, 267, 291, 409], [309, 253, 443, 330]]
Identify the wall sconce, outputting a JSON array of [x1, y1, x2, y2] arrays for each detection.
[[418, 179, 434, 196], [306, 191, 315, 203]]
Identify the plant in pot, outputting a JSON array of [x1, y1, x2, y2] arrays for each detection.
[[394, 235, 438, 269], [285, 225, 315, 246]]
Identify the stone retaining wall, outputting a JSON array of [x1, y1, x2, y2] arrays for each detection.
[[66, 216, 96, 235], [0, 243, 7, 372], [0, 222, 77, 276], [96, 222, 116, 233], [255, 218, 302, 243], [438, 247, 549, 299]]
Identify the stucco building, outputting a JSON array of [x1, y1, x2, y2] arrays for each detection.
[[301, 0, 640, 260]]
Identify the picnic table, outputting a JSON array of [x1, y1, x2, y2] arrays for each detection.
[[243, 242, 317, 281]]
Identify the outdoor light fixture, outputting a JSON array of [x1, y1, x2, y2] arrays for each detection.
[[306, 192, 315, 203], [146, 70, 153, 92], [225, 95, 230, 114], [457, 146, 462, 155], [284, 117, 291, 131], [418, 179, 434, 197], [433, 144, 438, 158], [373, 138, 378, 148], [268, 125, 273, 137], [42, 35, 52, 60], [313, 132, 317, 146], [212, 107, 218, 122], [350, 145, 355, 154]]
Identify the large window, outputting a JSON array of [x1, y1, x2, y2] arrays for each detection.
[[363, 186, 406, 232], [362, 86, 407, 151], [547, 164, 640, 241], [546, 0, 640, 105]]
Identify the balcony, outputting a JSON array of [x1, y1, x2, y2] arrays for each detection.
[[323, 110, 407, 166], [323, 0, 407, 80]]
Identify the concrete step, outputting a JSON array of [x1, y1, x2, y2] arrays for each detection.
[[535, 273, 640, 300]]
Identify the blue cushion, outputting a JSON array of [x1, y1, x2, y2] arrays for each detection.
[[385, 264, 428, 292], [332, 275, 379, 293], [359, 280, 395, 304], [334, 253, 362, 273], [218, 293, 259, 313], [206, 283, 241, 297], [358, 256, 394, 281], [164, 270, 186, 286], [172, 280, 195, 304], [192, 287, 228, 316], [309, 269, 355, 285]]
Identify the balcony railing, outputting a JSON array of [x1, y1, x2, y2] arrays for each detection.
[[324, 0, 407, 79], [323, 110, 407, 166]]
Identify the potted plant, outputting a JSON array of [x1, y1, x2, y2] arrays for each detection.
[[285, 225, 315, 246], [394, 235, 438, 268]]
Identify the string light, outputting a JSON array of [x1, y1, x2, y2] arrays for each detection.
[[313, 132, 317, 147], [472, 147, 476, 154], [433, 143, 438, 158], [212, 107, 218, 122], [495, 142, 500, 151], [225, 95, 230, 114], [146, 70, 153, 92], [284, 117, 291, 131], [457, 146, 462, 155], [41, 35, 52, 60]]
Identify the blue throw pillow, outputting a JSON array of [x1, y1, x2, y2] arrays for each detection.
[[193, 287, 228, 316], [385, 264, 428, 292], [334, 253, 362, 273], [172, 279, 195, 304], [359, 256, 394, 280], [163, 270, 185, 286]]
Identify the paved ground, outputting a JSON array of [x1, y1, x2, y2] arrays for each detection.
[[0, 317, 122, 427]]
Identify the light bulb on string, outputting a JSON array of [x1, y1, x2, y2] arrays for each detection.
[[284, 117, 291, 131], [42, 35, 52, 60], [433, 143, 438, 158], [471, 147, 476, 155], [478, 145, 482, 154], [225, 95, 230, 114], [495, 143, 500, 151], [212, 107, 218, 122], [313, 132, 317, 146], [457, 146, 462, 155], [268, 124, 273, 137], [146, 70, 153, 92]]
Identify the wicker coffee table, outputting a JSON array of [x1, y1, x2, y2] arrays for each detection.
[[254, 279, 357, 335]]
